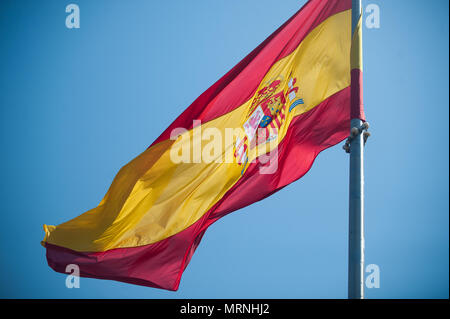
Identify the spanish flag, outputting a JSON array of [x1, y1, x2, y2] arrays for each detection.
[[42, 0, 365, 291]]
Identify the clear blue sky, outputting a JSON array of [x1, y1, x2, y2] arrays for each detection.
[[0, 0, 448, 299]]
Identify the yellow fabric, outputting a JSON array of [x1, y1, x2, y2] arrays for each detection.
[[43, 10, 352, 252], [351, 15, 363, 71]]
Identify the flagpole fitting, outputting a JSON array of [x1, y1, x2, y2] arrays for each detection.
[[343, 122, 370, 153]]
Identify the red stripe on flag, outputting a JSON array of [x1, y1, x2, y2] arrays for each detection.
[[351, 68, 365, 121]]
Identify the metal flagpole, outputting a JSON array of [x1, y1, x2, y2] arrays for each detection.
[[348, 0, 366, 299]]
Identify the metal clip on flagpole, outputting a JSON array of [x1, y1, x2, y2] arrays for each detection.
[[343, 122, 370, 154]]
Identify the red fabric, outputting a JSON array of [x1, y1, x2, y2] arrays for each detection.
[[150, 0, 351, 147], [351, 68, 365, 121], [45, 87, 351, 291]]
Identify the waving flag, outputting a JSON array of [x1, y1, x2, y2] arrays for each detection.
[[42, 0, 364, 291]]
